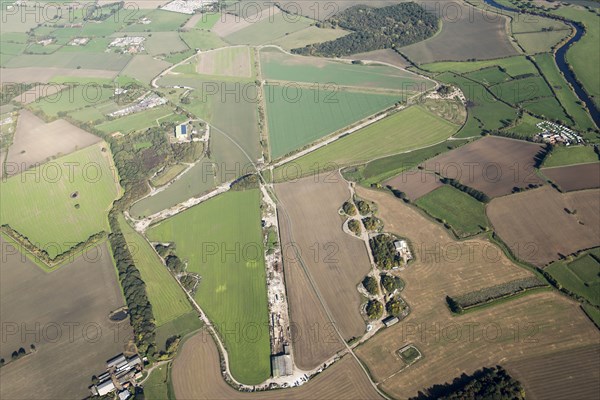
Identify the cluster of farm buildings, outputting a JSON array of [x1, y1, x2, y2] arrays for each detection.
[[535, 121, 583, 145], [90, 353, 144, 398], [108, 37, 146, 54], [109, 93, 167, 118]]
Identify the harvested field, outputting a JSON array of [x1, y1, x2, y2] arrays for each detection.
[[385, 170, 443, 201], [224, 11, 313, 45], [196, 46, 252, 78], [542, 163, 600, 192], [487, 187, 600, 266], [400, 0, 518, 64], [5, 110, 101, 176], [120, 55, 171, 85], [0, 67, 117, 84], [420, 136, 544, 197], [0, 239, 133, 400], [343, 48, 410, 68], [276, 173, 371, 357], [505, 345, 600, 400], [171, 330, 383, 399], [352, 187, 599, 399]]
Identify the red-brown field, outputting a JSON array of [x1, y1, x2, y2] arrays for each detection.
[[276, 173, 371, 367], [420, 136, 545, 197], [487, 186, 600, 266], [171, 330, 382, 400], [505, 344, 600, 400], [0, 238, 133, 400], [4, 110, 100, 176], [385, 170, 443, 201], [352, 187, 599, 399], [542, 162, 600, 192]]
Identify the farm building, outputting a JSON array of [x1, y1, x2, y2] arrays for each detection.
[[175, 124, 188, 140], [383, 316, 399, 327], [271, 354, 293, 377], [394, 240, 413, 264], [94, 380, 115, 396]]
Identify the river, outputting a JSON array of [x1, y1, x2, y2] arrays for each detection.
[[483, 0, 599, 128]]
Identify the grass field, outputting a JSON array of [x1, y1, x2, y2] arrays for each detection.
[[521, 96, 570, 123], [4, 52, 131, 71], [121, 55, 172, 84], [146, 190, 270, 385], [543, 145, 598, 167], [550, 6, 600, 108], [465, 67, 511, 86], [514, 30, 569, 54], [155, 312, 203, 352], [504, 112, 546, 138], [260, 48, 433, 91], [143, 363, 171, 400], [29, 86, 114, 117], [270, 26, 349, 50], [415, 186, 488, 238], [0, 143, 121, 259], [422, 55, 537, 77], [97, 107, 177, 134], [491, 75, 553, 105], [436, 72, 518, 137], [224, 12, 313, 45], [126, 9, 192, 32], [266, 85, 401, 158], [180, 30, 228, 51], [546, 250, 600, 306], [356, 139, 470, 185], [118, 216, 193, 326], [274, 105, 459, 181], [533, 53, 596, 131]]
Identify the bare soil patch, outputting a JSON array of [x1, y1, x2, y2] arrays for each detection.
[[352, 187, 599, 399], [420, 136, 545, 198], [5, 110, 101, 176], [505, 344, 600, 400], [385, 170, 444, 201], [0, 239, 132, 400], [542, 162, 600, 192], [487, 187, 600, 266], [171, 330, 383, 399]]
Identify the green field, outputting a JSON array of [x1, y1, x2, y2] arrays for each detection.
[[465, 67, 511, 86], [533, 53, 595, 131], [422, 55, 538, 77], [155, 312, 203, 352], [354, 139, 470, 185], [274, 105, 459, 181], [143, 363, 171, 400], [521, 97, 570, 123], [4, 52, 131, 70], [29, 86, 114, 117], [0, 143, 121, 259], [436, 72, 518, 137], [118, 216, 193, 326], [503, 113, 545, 138], [550, 6, 600, 108], [121, 55, 172, 84], [266, 85, 401, 158], [270, 26, 349, 50], [97, 107, 177, 134], [146, 190, 270, 385], [125, 9, 192, 32], [491, 75, 553, 105], [546, 249, 600, 306], [196, 12, 221, 30], [415, 185, 488, 238], [224, 12, 313, 45], [543, 145, 599, 168], [261, 48, 433, 91], [514, 30, 570, 54], [180, 30, 228, 51]]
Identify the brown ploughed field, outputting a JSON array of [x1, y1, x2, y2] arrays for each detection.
[[542, 162, 600, 192]]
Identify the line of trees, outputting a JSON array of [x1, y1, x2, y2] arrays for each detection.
[[440, 177, 490, 203]]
